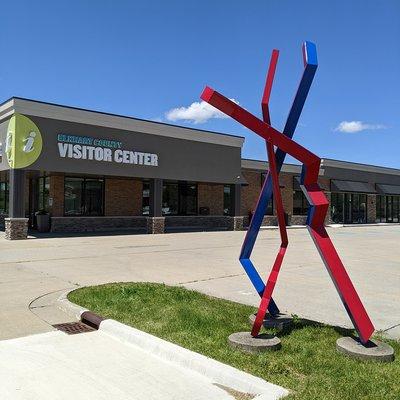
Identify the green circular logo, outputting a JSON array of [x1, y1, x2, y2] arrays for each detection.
[[6, 113, 43, 168]]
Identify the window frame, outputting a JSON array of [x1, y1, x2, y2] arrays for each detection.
[[37, 176, 50, 212], [162, 181, 198, 216], [376, 194, 400, 223], [64, 176, 105, 217], [0, 181, 8, 214]]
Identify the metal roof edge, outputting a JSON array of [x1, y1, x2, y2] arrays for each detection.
[[1, 97, 245, 148], [0, 98, 15, 122], [241, 158, 302, 174], [321, 158, 400, 177]]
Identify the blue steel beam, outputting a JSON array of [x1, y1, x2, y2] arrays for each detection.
[[239, 41, 318, 316]]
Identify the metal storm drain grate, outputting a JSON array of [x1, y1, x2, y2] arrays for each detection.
[[53, 322, 96, 335]]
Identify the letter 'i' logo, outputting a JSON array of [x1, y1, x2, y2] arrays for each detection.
[[6, 113, 43, 168]]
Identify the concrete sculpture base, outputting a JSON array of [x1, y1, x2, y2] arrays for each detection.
[[228, 332, 281, 354], [249, 313, 293, 331], [336, 336, 394, 363]]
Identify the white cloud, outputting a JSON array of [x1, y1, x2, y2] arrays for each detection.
[[165, 99, 238, 124], [334, 121, 387, 133]]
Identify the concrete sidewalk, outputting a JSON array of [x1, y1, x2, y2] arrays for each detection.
[[0, 225, 397, 400], [0, 330, 251, 400], [0, 225, 398, 340], [0, 297, 288, 400]]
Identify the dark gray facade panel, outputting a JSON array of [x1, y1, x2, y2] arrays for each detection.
[[376, 184, 400, 195], [323, 167, 400, 186], [9, 169, 25, 217], [331, 179, 376, 193], [21, 116, 242, 184]]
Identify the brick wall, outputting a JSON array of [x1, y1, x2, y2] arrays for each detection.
[[242, 170, 295, 217], [105, 178, 142, 216], [51, 216, 147, 233], [279, 173, 293, 216], [241, 170, 336, 226], [49, 175, 65, 217], [241, 170, 262, 216], [198, 183, 224, 215], [324, 192, 332, 225]]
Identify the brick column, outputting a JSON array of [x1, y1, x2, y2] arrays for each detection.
[[5, 218, 28, 240], [6, 169, 28, 240], [49, 175, 65, 216], [325, 192, 332, 225], [147, 178, 165, 233], [226, 216, 244, 231], [146, 216, 165, 234], [228, 184, 244, 230]]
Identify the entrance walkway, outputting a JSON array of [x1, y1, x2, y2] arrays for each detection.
[[0, 330, 240, 400], [0, 225, 398, 340]]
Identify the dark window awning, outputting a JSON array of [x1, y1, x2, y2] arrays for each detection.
[[331, 180, 376, 194], [376, 183, 400, 195]]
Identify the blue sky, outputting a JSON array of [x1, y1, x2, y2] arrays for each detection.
[[1, 1, 399, 167]]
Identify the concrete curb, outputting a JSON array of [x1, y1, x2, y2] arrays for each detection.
[[57, 291, 289, 400], [57, 290, 88, 320]]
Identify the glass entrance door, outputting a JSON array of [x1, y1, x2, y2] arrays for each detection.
[[386, 196, 393, 223], [331, 193, 367, 224], [344, 193, 352, 224], [393, 197, 399, 223], [377, 195, 400, 222]]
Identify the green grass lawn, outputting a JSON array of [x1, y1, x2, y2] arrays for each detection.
[[69, 282, 399, 400]]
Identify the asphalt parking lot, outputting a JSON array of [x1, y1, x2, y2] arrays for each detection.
[[0, 225, 398, 340]]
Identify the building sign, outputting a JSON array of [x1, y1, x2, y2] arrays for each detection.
[[57, 134, 158, 166], [6, 113, 43, 168], [0, 111, 241, 183]]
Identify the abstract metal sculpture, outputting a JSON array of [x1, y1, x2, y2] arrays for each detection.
[[200, 42, 375, 345]]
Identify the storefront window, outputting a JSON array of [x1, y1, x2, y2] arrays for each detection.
[[393, 196, 399, 223], [351, 194, 367, 223], [331, 192, 367, 224], [64, 177, 104, 216], [162, 182, 197, 216], [264, 197, 273, 215], [0, 182, 8, 214], [376, 195, 400, 223], [38, 176, 50, 212], [163, 182, 178, 215], [293, 190, 308, 215], [180, 183, 197, 215], [377, 195, 386, 222], [85, 179, 104, 215], [331, 193, 344, 223]]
